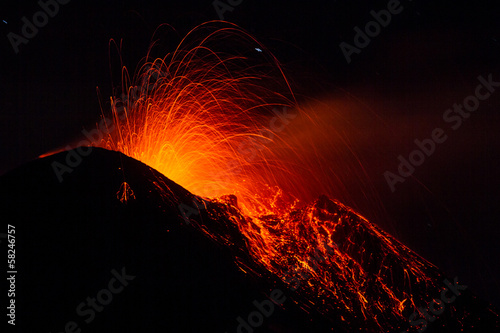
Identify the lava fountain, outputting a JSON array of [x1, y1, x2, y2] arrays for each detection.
[[99, 22, 304, 217], [86, 22, 498, 332]]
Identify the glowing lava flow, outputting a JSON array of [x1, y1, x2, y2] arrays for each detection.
[[91, 23, 479, 332], [193, 193, 443, 332]]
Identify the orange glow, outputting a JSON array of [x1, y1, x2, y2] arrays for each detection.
[[91, 22, 443, 331], [99, 22, 299, 216]]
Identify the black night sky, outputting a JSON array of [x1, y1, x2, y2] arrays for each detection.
[[0, 0, 499, 331]]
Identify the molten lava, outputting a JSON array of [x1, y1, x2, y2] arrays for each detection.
[[99, 22, 300, 217], [84, 22, 498, 332]]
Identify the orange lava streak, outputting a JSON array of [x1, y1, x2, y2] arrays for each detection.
[[99, 22, 298, 216], [93, 22, 443, 331]]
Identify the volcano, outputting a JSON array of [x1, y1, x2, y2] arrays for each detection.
[[1, 147, 499, 332]]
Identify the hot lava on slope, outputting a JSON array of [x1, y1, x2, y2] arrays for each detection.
[[76, 22, 499, 332]]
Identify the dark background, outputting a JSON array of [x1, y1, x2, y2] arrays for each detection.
[[0, 0, 499, 315]]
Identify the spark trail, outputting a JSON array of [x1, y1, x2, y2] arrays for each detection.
[[89, 22, 497, 332]]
